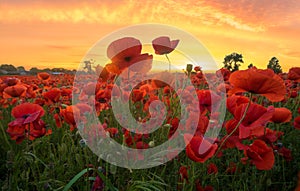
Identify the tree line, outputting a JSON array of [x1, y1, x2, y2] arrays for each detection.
[[222, 52, 282, 74]]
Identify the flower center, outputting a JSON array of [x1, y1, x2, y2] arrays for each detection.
[[124, 57, 131, 62]]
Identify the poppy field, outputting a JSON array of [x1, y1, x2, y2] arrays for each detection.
[[1, 36, 300, 191]]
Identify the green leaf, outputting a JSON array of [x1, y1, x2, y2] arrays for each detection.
[[63, 168, 93, 191]]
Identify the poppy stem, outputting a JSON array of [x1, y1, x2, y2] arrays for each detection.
[[215, 93, 252, 156], [165, 54, 171, 72]]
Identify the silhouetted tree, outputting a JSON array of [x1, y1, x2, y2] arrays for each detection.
[[83, 59, 95, 74], [17, 66, 26, 72], [267, 57, 282, 74], [248, 63, 254, 69], [0, 64, 17, 72], [29, 67, 40, 74], [223, 52, 244, 72]]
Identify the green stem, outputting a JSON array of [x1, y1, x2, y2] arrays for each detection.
[[215, 93, 252, 156], [0, 122, 12, 150], [165, 54, 171, 73]]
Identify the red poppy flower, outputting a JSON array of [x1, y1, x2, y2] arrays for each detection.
[[294, 116, 300, 130], [43, 88, 61, 103], [7, 103, 46, 143], [271, 107, 292, 123], [60, 105, 81, 131], [287, 67, 300, 81], [229, 68, 286, 102], [75, 103, 92, 115], [11, 103, 45, 119], [216, 68, 231, 81], [37, 72, 50, 81], [207, 163, 218, 174], [184, 134, 218, 163], [3, 85, 27, 98], [106, 37, 153, 72], [131, 89, 144, 102], [152, 36, 179, 55], [243, 139, 275, 170], [259, 128, 283, 144], [226, 95, 249, 115], [105, 127, 119, 138], [197, 90, 221, 114], [233, 103, 274, 139], [4, 77, 20, 86], [179, 166, 189, 183]]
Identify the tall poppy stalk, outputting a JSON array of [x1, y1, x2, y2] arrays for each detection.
[[215, 93, 252, 156]]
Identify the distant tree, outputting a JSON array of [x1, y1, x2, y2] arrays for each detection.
[[41, 68, 51, 73], [29, 67, 40, 74], [267, 57, 282, 74], [248, 63, 254, 69], [17, 66, 26, 72], [0, 64, 17, 72], [223, 53, 244, 72], [83, 59, 95, 74]]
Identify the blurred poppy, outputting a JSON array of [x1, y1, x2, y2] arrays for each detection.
[[243, 139, 274, 170], [152, 36, 179, 55], [229, 68, 286, 102], [294, 116, 300, 130], [207, 163, 218, 174], [216, 68, 231, 81], [179, 166, 189, 183], [43, 88, 61, 103], [271, 107, 292, 123], [3, 85, 27, 98], [60, 105, 81, 131], [184, 134, 218, 163], [4, 77, 19, 86], [37, 72, 50, 81], [287, 67, 300, 81], [151, 71, 174, 88]]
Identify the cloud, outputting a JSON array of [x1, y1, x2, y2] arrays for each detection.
[[1, 0, 298, 32]]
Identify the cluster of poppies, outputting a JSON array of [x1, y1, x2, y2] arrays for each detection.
[[1, 36, 300, 190]]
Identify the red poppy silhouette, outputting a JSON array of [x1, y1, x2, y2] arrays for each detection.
[[243, 139, 275, 170], [152, 36, 179, 55], [271, 107, 292, 123], [184, 134, 218, 163], [229, 68, 286, 102]]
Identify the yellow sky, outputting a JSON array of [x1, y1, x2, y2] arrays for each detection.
[[0, 0, 299, 72]]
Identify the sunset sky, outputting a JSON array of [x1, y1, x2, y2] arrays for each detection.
[[0, 0, 299, 72]]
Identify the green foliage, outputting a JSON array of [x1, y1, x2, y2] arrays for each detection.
[[267, 57, 282, 74], [223, 52, 244, 72]]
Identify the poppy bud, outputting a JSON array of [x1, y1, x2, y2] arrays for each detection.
[[186, 64, 193, 73]]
